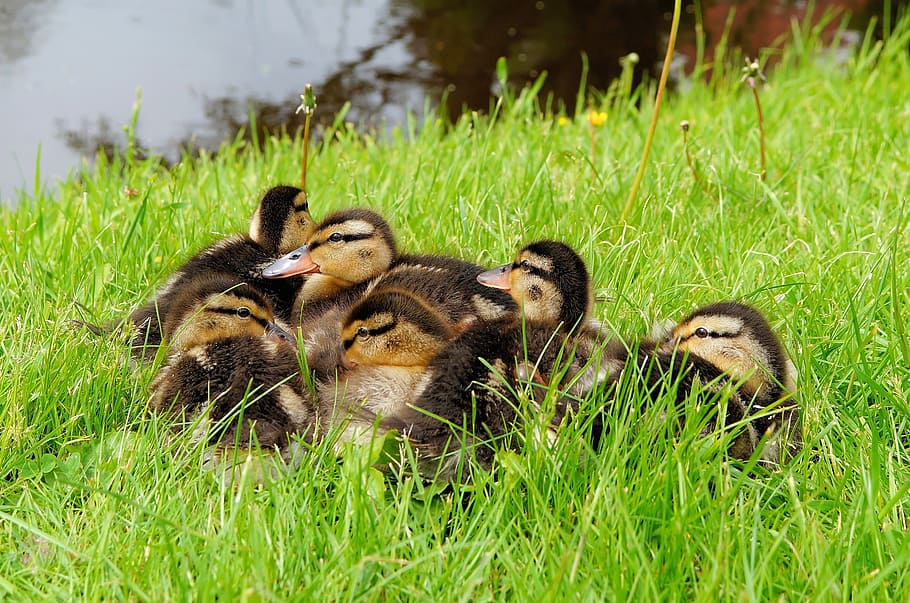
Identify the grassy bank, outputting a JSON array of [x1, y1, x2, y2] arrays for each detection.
[[2, 14, 910, 600]]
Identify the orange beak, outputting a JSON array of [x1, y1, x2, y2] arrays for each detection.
[[476, 263, 512, 291], [340, 351, 358, 371], [262, 244, 320, 278]]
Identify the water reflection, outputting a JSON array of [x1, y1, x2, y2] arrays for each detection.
[[0, 0, 56, 64], [0, 0, 894, 203]]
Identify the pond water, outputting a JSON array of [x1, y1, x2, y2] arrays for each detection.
[[0, 0, 891, 203]]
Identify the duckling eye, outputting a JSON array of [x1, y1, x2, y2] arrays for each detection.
[[236, 307, 252, 319], [328, 232, 344, 243], [520, 259, 532, 273], [356, 326, 370, 339], [694, 327, 709, 338]]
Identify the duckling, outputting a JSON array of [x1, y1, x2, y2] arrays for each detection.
[[475, 240, 608, 397], [664, 301, 799, 462], [129, 185, 315, 359], [149, 272, 316, 461], [316, 287, 456, 449], [477, 240, 595, 328], [600, 301, 800, 463], [389, 240, 608, 479], [262, 208, 516, 376]]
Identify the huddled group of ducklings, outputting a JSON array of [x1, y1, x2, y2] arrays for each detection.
[[121, 185, 801, 480]]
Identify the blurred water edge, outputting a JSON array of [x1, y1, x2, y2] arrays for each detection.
[[0, 0, 896, 205]]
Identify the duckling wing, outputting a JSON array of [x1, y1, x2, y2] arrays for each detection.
[[379, 255, 518, 325], [149, 351, 219, 416], [207, 338, 314, 447], [399, 319, 520, 452]]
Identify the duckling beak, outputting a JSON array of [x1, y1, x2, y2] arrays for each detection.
[[340, 351, 358, 371], [265, 322, 298, 349], [476, 263, 512, 291], [661, 334, 682, 352], [262, 245, 320, 278], [515, 361, 548, 386]]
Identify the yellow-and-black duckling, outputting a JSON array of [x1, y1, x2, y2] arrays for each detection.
[[129, 185, 314, 359], [600, 301, 800, 463], [149, 272, 316, 461], [386, 240, 607, 478], [475, 239, 609, 399], [316, 287, 456, 449], [476, 240, 595, 328], [262, 208, 517, 376]]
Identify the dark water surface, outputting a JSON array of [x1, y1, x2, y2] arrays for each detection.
[[0, 0, 895, 203]]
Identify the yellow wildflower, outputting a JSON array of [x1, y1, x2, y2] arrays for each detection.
[[557, 116, 568, 126], [588, 110, 608, 127]]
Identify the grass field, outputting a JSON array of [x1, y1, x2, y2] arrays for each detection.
[[2, 12, 910, 601]]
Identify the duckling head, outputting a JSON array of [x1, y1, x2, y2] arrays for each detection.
[[340, 288, 455, 369], [261, 208, 397, 287], [168, 275, 296, 354], [477, 240, 592, 328], [248, 185, 315, 255], [666, 301, 793, 401]]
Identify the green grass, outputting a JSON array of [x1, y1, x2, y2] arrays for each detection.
[[2, 13, 910, 600]]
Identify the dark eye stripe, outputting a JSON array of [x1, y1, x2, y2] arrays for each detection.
[[681, 329, 738, 342], [366, 321, 396, 339], [342, 320, 396, 350], [209, 307, 269, 329], [294, 202, 309, 212], [309, 231, 372, 251], [513, 261, 548, 277]]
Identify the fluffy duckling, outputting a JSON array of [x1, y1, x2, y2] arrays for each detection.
[[317, 287, 456, 449], [262, 208, 516, 376], [474, 240, 607, 397], [476, 240, 595, 328], [129, 185, 314, 359], [601, 301, 800, 463], [667, 301, 799, 462], [390, 240, 608, 479], [149, 272, 316, 461]]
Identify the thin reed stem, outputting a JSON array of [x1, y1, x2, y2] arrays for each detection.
[[621, 0, 682, 222]]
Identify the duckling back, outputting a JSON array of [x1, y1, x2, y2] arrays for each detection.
[[368, 254, 518, 328]]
